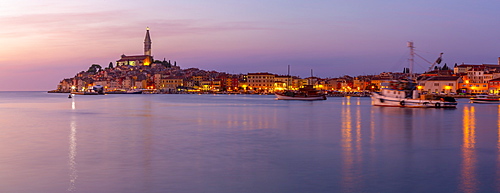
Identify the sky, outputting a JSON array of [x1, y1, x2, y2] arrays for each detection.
[[1, 0, 499, 91]]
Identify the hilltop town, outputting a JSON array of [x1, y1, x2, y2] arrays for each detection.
[[51, 28, 500, 95]]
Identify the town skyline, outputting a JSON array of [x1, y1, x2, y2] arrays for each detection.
[[1, 0, 500, 91]]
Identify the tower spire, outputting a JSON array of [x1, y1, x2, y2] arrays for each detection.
[[144, 27, 152, 56]]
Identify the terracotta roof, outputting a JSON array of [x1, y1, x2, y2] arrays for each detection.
[[248, 72, 274, 75], [419, 76, 460, 81], [117, 55, 150, 62]]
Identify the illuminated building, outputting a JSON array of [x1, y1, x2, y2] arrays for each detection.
[[275, 75, 292, 90], [418, 76, 460, 94], [488, 77, 500, 94], [116, 27, 153, 66], [161, 78, 184, 90], [247, 72, 275, 91]]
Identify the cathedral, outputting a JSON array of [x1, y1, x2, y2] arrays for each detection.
[[116, 27, 153, 66]]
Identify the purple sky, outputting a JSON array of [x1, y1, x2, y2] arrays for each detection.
[[1, 0, 499, 91]]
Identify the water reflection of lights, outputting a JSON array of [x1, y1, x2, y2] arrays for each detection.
[[68, 115, 77, 191], [498, 106, 500, 192], [341, 103, 354, 192], [340, 99, 363, 192], [498, 105, 500, 150], [342, 96, 351, 106], [370, 108, 375, 143], [356, 106, 362, 152], [71, 97, 76, 110], [460, 106, 477, 193]]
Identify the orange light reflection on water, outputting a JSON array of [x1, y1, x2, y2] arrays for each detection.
[[340, 97, 363, 192], [497, 105, 500, 192], [341, 101, 354, 192], [460, 106, 477, 193]]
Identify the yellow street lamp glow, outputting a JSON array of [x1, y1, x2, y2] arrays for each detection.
[[417, 86, 423, 90], [444, 86, 451, 90]]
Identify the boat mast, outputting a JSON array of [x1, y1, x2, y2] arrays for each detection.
[[287, 65, 291, 90], [408, 41, 415, 81]]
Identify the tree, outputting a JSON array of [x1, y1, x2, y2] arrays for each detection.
[[161, 58, 171, 68], [87, 64, 102, 73], [442, 63, 449, 71], [108, 62, 114, 69]]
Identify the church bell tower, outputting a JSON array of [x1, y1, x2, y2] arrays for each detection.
[[144, 27, 152, 56]]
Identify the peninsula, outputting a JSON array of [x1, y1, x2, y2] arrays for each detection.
[[50, 28, 500, 96]]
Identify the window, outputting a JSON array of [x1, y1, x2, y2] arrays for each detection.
[[434, 83, 439, 86]]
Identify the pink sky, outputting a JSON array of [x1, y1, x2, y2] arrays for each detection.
[[1, 0, 499, 91]]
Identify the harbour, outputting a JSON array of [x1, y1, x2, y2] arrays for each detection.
[[1, 92, 500, 192]]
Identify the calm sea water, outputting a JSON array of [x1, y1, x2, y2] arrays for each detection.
[[1, 91, 499, 193]]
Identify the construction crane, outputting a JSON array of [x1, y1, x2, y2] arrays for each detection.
[[415, 52, 444, 72]]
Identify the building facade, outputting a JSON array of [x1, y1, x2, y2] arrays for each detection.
[[247, 73, 275, 91]]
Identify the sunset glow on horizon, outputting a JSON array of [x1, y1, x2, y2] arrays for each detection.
[[1, 0, 499, 91]]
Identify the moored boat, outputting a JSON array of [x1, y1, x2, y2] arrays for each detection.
[[275, 85, 327, 100], [70, 91, 100, 95], [371, 88, 457, 108], [470, 95, 500, 103], [371, 42, 457, 108], [105, 89, 127, 94], [126, 89, 143, 94], [106, 89, 143, 94]]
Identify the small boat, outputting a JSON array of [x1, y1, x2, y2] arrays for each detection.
[[125, 89, 143, 94], [470, 95, 500, 103], [275, 85, 327, 100]]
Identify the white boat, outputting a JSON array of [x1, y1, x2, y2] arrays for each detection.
[[126, 89, 143, 94], [371, 88, 457, 108], [275, 85, 327, 100], [371, 42, 457, 108], [470, 95, 500, 103]]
